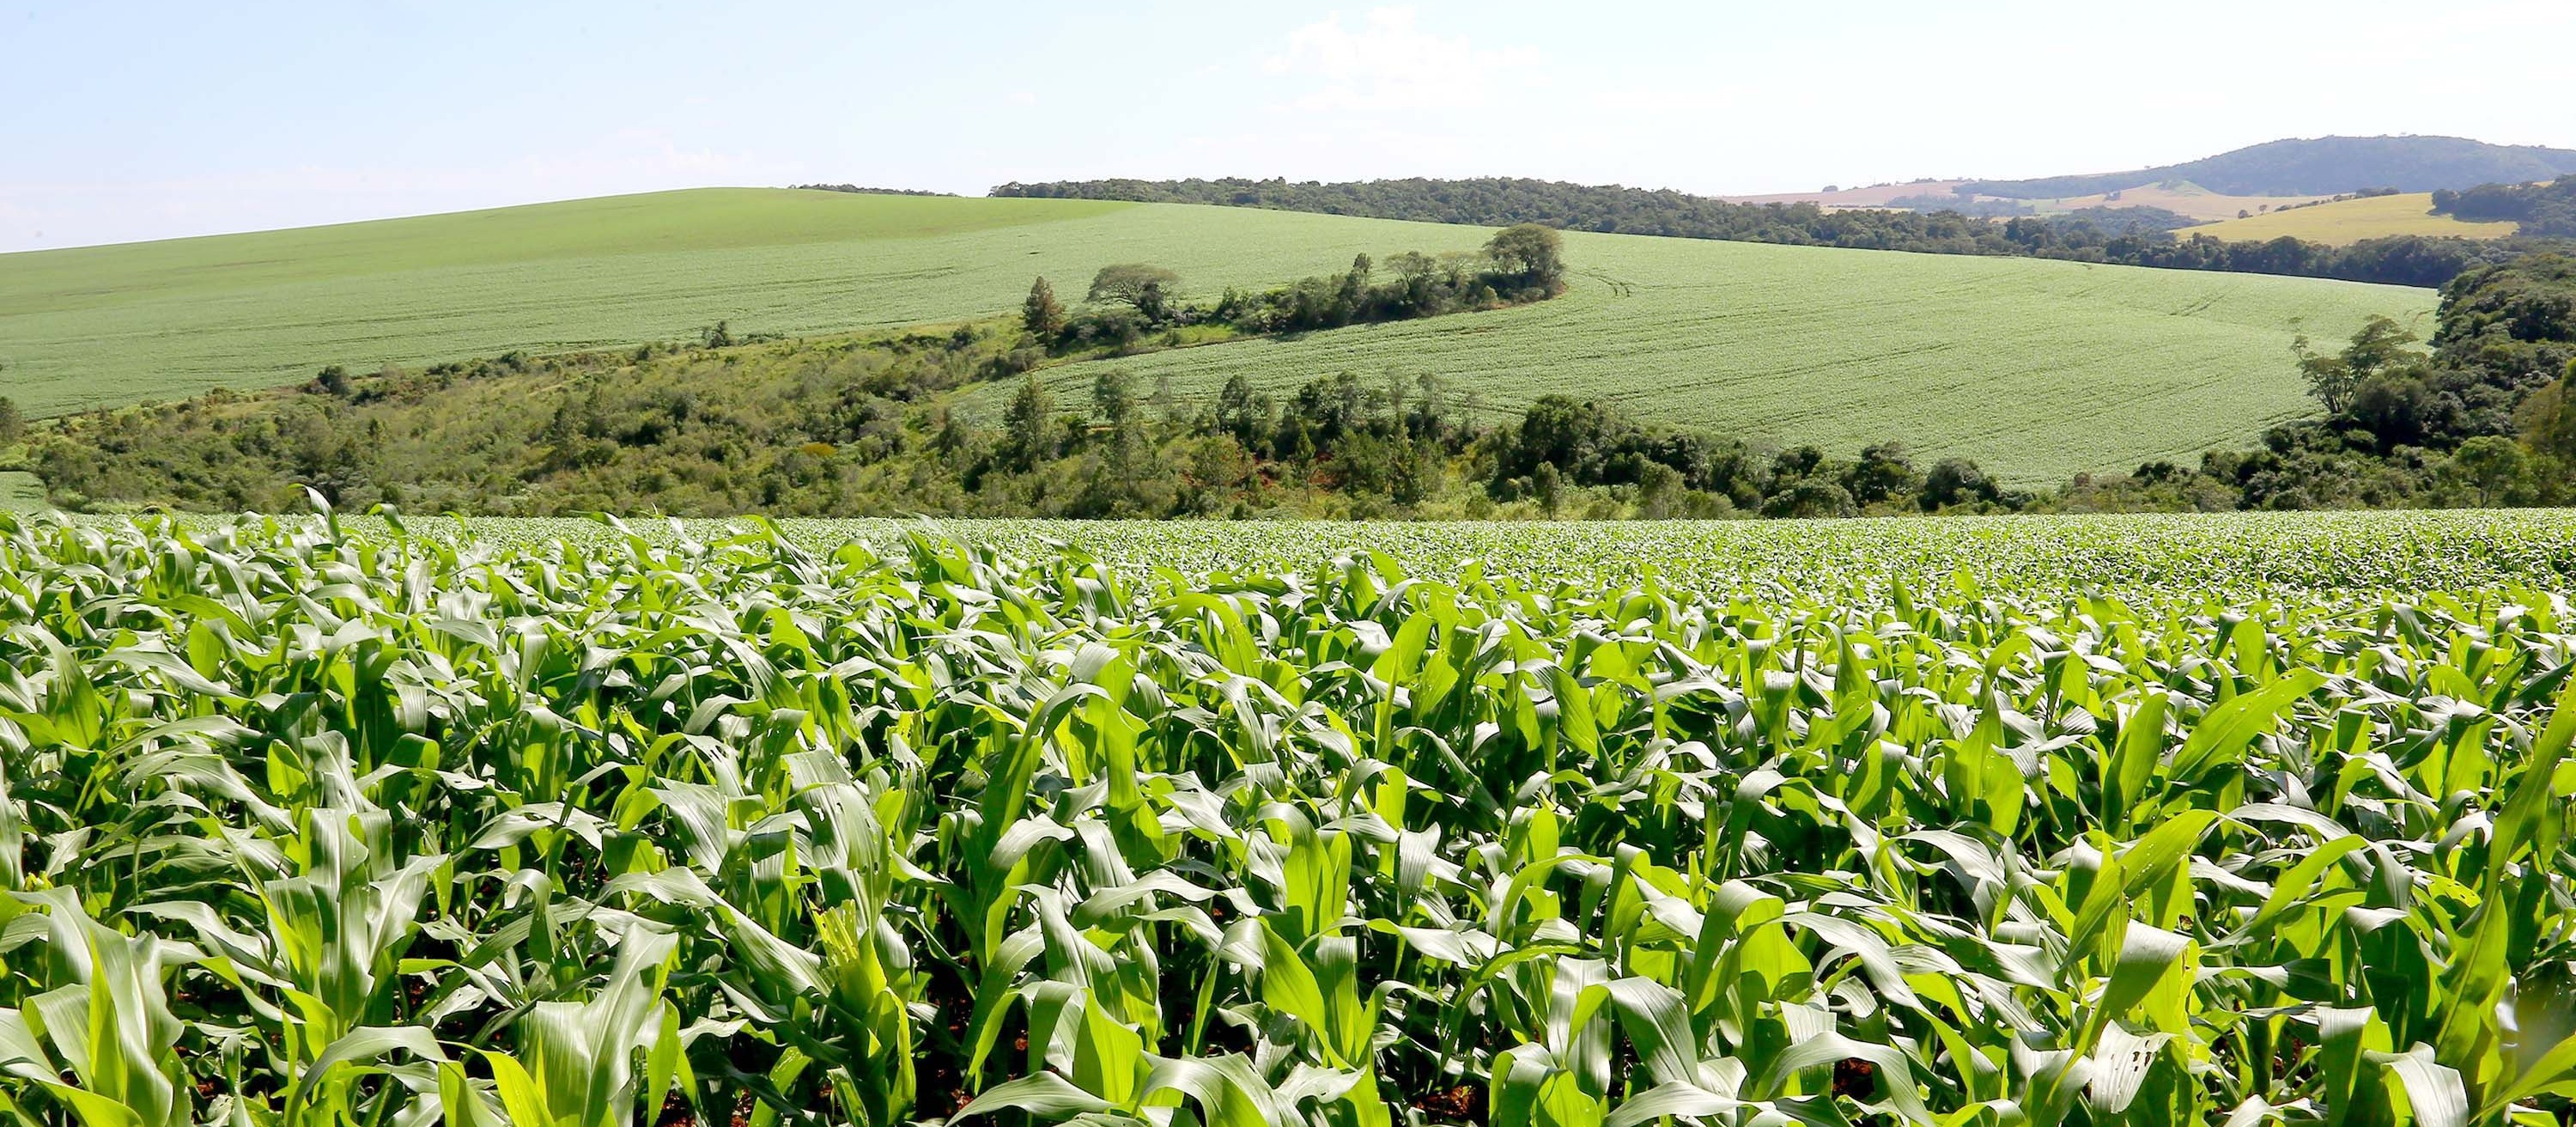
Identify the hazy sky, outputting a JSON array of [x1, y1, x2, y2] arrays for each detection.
[[5, 0, 2572, 252]]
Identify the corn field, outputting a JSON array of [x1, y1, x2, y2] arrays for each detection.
[[1, 513, 2573, 1126]]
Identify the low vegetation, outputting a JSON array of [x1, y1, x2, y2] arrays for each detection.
[[1, 512, 2573, 1125], [0, 233, 1576, 518]]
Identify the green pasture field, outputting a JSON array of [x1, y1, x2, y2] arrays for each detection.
[[962, 233, 2431, 483], [0, 190, 1489, 415], [3, 190, 2428, 482], [0, 472, 41, 514]]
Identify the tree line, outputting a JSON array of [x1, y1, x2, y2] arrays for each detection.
[[993, 176, 2565, 289], [1007, 223, 1565, 367], [2434, 177, 2576, 239]]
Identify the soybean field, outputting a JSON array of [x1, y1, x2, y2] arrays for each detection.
[[1, 509, 2573, 1125], [954, 235, 2430, 484]]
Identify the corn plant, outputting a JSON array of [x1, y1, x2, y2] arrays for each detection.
[[0, 511, 2572, 1126]]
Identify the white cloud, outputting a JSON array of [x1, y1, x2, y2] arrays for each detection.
[[1263, 7, 1543, 113], [1585, 84, 1741, 116]]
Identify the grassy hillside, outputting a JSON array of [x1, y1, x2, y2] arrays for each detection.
[[2181, 192, 2521, 246], [0, 472, 40, 514], [4, 190, 2429, 484], [962, 231, 2431, 484], [0, 189, 1498, 416]]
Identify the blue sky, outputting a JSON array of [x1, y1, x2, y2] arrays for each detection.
[[4, 0, 2571, 252]]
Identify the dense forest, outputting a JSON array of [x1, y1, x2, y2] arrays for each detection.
[[2435, 177, 2576, 238], [8, 229, 2573, 521], [1959, 135, 2576, 198], [993, 176, 2555, 288]]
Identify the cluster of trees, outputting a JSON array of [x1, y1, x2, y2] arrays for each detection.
[[1486, 396, 2007, 518], [1016, 224, 1567, 358], [2435, 177, 2576, 238], [993, 176, 2559, 289]]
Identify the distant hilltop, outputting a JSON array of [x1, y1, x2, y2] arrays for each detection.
[[1960, 135, 2576, 199]]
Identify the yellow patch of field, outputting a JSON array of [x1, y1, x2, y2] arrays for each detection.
[[2177, 192, 2520, 246]]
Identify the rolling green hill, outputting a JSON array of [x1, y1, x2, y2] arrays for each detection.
[[1, 188, 2428, 483], [963, 232, 2431, 483], [0, 189, 1498, 416]]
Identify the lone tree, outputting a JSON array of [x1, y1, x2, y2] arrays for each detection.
[[1087, 264, 1181, 310], [1485, 223, 1565, 292], [0, 395, 21, 444], [1023, 277, 1065, 338], [1001, 375, 1056, 471]]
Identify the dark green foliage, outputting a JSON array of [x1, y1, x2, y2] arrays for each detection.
[[1085, 264, 1182, 309], [1022, 276, 1065, 338], [2433, 253, 2576, 381], [1922, 458, 2001, 510], [1000, 375, 1055, 472], [2293, 315, 2420, 415], [1488, 399, 1964, 516], [2435, 178, 2576, 238], [1483, 223, 1566, 294], [0, 396, 21, 445], [1845, 442, 1921, 506], [1042, 243, 1546, 350]]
